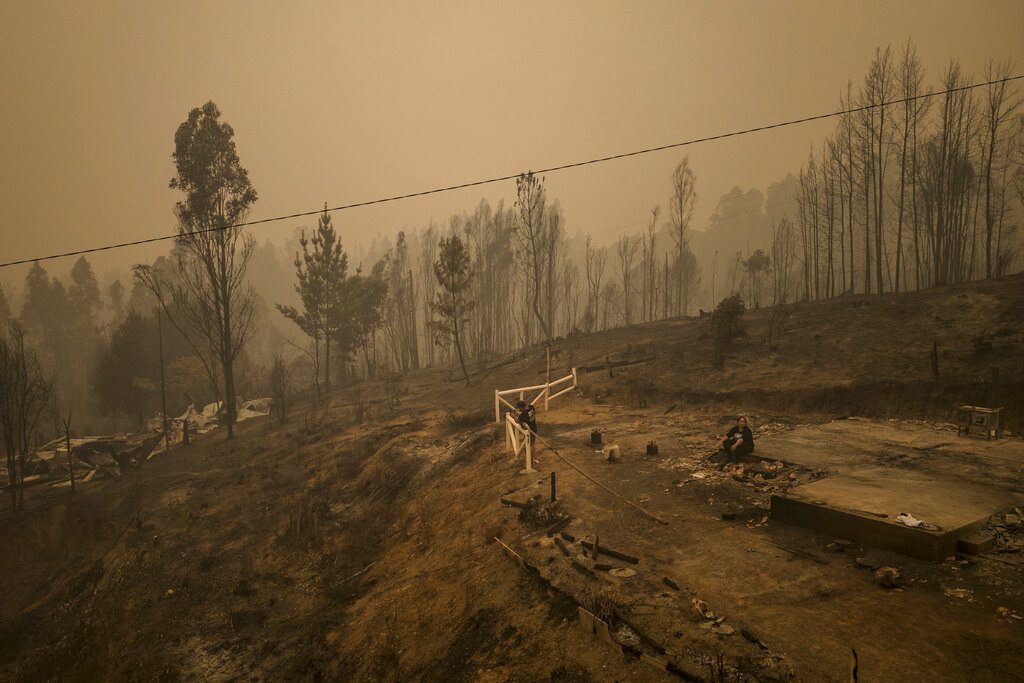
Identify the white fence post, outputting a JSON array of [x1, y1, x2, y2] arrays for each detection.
[[495, 389, 501, 424], [523, 433, 534, 473]]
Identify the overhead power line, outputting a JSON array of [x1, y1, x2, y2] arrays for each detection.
[[1, 73, 1020, 270]]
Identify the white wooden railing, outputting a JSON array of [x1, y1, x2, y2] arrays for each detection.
[[495, 368, 577, 474], [505, 413, 535, 473], [493, 368, 578, 424]]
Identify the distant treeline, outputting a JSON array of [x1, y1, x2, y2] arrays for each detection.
[[1, 40, 1021, 450]]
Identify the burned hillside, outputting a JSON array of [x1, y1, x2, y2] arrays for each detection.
[[2, 274, 1023, 681]]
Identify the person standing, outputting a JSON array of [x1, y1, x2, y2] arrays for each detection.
[[516, 400, 538, 445]]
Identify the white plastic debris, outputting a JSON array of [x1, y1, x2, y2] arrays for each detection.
[[896, 512, 925, 528], [895, 512, 939, 530]]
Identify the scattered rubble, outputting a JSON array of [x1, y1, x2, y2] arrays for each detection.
[[984, 507, 1024, 555], [661, 454, 827, 503], [874, 566, 901, 589], [754, 422, 792, 437], [690, 596, 714, 620], [0, 399, 273, 493], [996, 607, 1022, 621], [943, 587, 974, 601]]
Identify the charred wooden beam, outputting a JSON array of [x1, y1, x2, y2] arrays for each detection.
[[580, 540, 639, 565]]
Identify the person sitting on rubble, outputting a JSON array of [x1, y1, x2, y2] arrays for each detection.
[[719, 416, 754, 460], [516, 400, 538, 445]]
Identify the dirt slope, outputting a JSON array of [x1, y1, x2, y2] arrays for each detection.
[[2, 275, 1023, 681]]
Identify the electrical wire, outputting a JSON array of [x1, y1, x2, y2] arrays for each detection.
[[1, 74, 1019, 270]]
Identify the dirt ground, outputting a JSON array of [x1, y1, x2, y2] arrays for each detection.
[[515, 405, 1024, 681], [2, 275, 1023, 681]]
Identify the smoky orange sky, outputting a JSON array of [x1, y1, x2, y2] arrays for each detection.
[[0, 0, 1020, 290]]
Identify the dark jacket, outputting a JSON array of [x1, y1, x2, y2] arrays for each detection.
[[726, 425, 754, 449], [517, 405, 537, 433]]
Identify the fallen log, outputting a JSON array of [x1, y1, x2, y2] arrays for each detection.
[[580, 540, 639, 565], [546, 517, 573, 537], [571, 559, 596, 577], [575, 357, 655, 373]]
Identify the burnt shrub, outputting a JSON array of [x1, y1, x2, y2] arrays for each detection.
[[710, 294, 747, 367]]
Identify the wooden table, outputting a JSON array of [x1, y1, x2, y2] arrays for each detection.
[[956, 405, 1003, 440]]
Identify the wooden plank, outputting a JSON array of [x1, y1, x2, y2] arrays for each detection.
[[545, 515, 571, 537], [580, 540, 639, 565], [549, 384, 576, 401], [571, 559, 596, 577], [530, 386, 547, 408], [498, 382, 550, 395]]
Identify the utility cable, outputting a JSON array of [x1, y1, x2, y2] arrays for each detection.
[[1, 73, 1019, 270]]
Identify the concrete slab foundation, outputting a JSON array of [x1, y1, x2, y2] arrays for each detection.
[[770, 467, 1024, 561]]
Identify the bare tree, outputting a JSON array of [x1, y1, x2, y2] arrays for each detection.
[[667, 157, 698, 315], [417, 224, 440, 367], [891, 40, 929, 293], [599, 281, 621, 330], [797, 152, 818, 300], [269, 352, 291, 423], [919, 61, 980, 285], [981, 58, 1021, 278], [564, 260, 581, 337], [542, 202, 566, 339], [514, 172, 552, 341], [640, 206, 660, 322], [993, 145, 1018, 276], [773, 220, 798, 302], [858, 46, 896, 294], [0, 323, 52, 511], [743, 249, 771, 309], [839, 81, 858, 293], [615, 234, 639, 325], [133, 262, 224, 419], [377, 231, 419, 373], [49, 391, 74, 494], [583, 237, 606, 332]]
